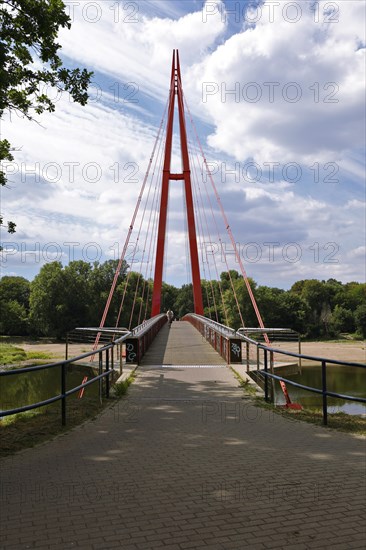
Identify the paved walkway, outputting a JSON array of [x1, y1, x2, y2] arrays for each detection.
[[140, 322, 226, 366], [1, 324, 365, 549]]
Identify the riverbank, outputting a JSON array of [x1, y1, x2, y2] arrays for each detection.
[[254, 338, 365, 363], [298, 340, 364, 363], [1, 337, 365, 365]]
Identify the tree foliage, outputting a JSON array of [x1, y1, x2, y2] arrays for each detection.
[[0, 263, 365, 339], [354, 304, 366, 338], [0, 0, 93, 233], [0, 275, 30, 334], [28, 260, 128, 337]]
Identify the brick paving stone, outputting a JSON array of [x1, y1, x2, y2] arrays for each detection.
[[1, 322, 365, 549]]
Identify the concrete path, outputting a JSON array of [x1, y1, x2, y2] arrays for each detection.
[[1, 326, 365, 550], [140, 322, 226, 366]]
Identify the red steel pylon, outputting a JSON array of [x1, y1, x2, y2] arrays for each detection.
[[151, 50, 204, 316]]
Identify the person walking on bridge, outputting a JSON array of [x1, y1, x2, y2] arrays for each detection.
[[166, 309, 174, 327]]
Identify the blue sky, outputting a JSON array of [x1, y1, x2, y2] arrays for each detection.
[[1, 0, 365, 289]]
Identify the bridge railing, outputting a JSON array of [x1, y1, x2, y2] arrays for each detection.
[[235, 330, 366, 425], [125, 314, 167, 364], [238, 327, 302, 371], [182, 314, 243, 363], [0, 331, 132, 426], [0, 315, 166, 426]]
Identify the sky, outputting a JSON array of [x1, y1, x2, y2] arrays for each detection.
[[1, 0, 365, 290]]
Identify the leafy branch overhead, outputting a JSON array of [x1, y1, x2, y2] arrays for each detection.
[[0, 0, 93, 233]]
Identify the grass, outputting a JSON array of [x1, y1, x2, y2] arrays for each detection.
[[25, 351, 53, 360], [231, 368, 258, 396], [0, 344, 27, 365], [0, 398, 108, 457], [0, 343, 53, 366], [112, 374, 136, 397], [0, 373, 137, 457], [254, 398, 366, 435]]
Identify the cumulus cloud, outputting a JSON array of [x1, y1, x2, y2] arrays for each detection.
[[1, 0, 364, 288], [59, 0, 226, 102], [189, 0, 365, 164]]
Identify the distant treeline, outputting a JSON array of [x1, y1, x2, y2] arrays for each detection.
[[0, 260, 365, 339]]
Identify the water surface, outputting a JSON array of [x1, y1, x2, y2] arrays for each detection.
[[274, 364, 366, 415], [0, 364, 98, 413]]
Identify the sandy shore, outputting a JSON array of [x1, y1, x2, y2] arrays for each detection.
[[258, 340, 365, 364], [20, 341, 92, 360], [299, 341, 365, 363], [10, 338, 366, 364]]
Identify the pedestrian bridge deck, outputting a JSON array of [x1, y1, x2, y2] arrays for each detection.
[[141, 320, 226, 366], [1, 321, 365, 550]]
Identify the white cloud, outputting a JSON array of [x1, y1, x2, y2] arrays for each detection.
[[189, 0, 365, 164], [59, 0, 226, 102], [348, 246, 366, 260], [1, 0, 365, 289]]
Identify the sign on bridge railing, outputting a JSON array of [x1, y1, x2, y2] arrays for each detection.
[[126, 314, 166, 364]]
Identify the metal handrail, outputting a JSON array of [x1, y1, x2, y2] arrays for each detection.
[[238, 327, 298, 334], [0, 370, 113, 417], [260, 370, 366, 403], [238, 330, 365, 368], [189, 315, 365, 424], [131, 314, 166, 336], [238, 331, 366, 425], [236, 332, 259, 346], [0, 332, 130, 376], [187, 313, 236, 336], [0, 314, 167, 424], [0, 331, 132, 423]]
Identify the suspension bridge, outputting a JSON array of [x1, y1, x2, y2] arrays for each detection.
[[1, 51, 365, 550]]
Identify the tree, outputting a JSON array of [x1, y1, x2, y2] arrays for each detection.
[[206, 279, 226, 323], [28, 260, 131, 337], [285, 293, 310, 333], [292, 279, 333, 336], [0, 0, 93, 232], [337, 282, 366, 311], [0, 275, 30, 308], [330, 305, 355, 334], [222, 275, 258, 330], [161, 282, 179, 313], [354, 304, 366, 338], [116, 271, 146, 329], [174, 284, 194, 319], [0, 300, 28, 334], [61, 260, 93, 329], [29, 261, 65, 336], [0, 276, 30, 334], [89, 259, 128, 325]]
